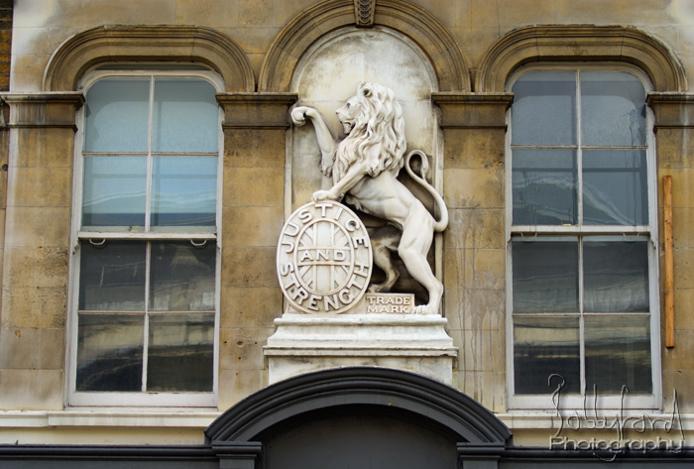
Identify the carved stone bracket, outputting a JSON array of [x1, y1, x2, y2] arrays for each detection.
[[216, 92, 298, 129], [354, 0, 376, 27], [431, 92, 513, 129], [647, 92, 694, 130], [1, 92, 85, 129]]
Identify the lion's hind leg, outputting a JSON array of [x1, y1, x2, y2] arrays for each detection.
[[397, 211, 443, 314], [369, 226, 401, 293]]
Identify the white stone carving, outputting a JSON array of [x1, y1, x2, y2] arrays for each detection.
[[267, 82, 456, 385], [353, 0, 376, 27], [363, 293, 415, 314], [277, 200, 372, 314], [290, 82, 449, 314], [264, 310, 457, 384]]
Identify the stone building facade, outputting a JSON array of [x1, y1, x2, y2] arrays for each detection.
[[0, 0, 694, 467]]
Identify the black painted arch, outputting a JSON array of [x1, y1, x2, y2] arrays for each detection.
[[205, 367, 511, 445]]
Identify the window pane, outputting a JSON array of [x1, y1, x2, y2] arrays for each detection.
[[581, 71, 646, 146], [76, 314, 143, 391], [512, 71, 576, 145], [151, 157, 217, 227], [150, 241, 216, 311], [147, 313, 214, 392], [79, 241, 146, 311], [584, 240, 649, 312], [514, 315, 580, 394], [583, 150, 648, 225], [82, 156, 146, 227], [585, 315, 652, 393], [512, 240, 578, 313], [85, 78, 149, 152], [152, 78, 218, 153], [512, 149, 577, 225]]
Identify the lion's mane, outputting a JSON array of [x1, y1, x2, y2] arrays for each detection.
[[333, 82, 407, 183]]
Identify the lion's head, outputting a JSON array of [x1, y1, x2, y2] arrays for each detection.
[[333, 82, 406, 182]]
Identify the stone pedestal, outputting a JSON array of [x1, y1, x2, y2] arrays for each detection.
[[264, 293, 457, 384]]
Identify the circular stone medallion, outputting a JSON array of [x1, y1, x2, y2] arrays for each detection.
[[277, 201, 372, 313]]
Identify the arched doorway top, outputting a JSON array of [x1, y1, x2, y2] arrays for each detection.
[[258, 0, 470, 92], [476, 25, 688, 92], [43, 25, 255, 92], [205, 367, 511, 445]]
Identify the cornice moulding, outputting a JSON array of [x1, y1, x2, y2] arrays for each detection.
[[216, 92, 298, 105], [217, 93, 298, 129], [2, 92, 85, 128], [1, 92, 85, 105]]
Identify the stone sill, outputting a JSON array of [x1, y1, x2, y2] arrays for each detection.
[[2, 409, 693, 431], [0, 409, 220, 427], [498, 411, 694, 431]]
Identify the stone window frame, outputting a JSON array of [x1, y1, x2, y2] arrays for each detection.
[[43, 25, 255, 93], [504, 63, 661, 410], [476, 24, 688, 411], [66, 67, 225, 408]]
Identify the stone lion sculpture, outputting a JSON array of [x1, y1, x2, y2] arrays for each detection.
[[291, 82, 448, 314]]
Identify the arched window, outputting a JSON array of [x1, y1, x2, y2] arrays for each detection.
[[69, 69, 222, 407], [507, 66, 659, 409]]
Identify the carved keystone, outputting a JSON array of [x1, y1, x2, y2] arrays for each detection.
[[354, 0, 376, 27]]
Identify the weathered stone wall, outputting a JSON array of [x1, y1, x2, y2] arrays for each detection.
[[1, 0, 693, 447], [9, 1, 694, 93], [651, 94, 694, 413], [0, 94, 82, 411], [435, 94, 510, 413], [216, 93, 296, 409]]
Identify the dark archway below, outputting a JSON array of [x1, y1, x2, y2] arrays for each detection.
[[259, 404, 458, 469], [206, 367, 512, 445], [0, 368, 693, 468], [206, 367, 512, 468]]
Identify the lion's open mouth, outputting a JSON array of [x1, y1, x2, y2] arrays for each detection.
[[342, 121, 353, 134]]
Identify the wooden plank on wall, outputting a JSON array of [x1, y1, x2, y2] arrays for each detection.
[[663, 175, 675, 348]]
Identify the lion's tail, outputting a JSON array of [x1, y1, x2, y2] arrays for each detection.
[[405, 150, 449, 232]]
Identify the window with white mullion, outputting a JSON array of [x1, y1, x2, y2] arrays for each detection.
[[78, 310, 148, 315], [77, 231, 217, 241], [576, 69, 584, 229], [510, 145, 578, 150], [510, 226, 651, 236], [512, 144, 648, 151], [512, 312, 581, 316], [144, 75, 155, 232], [72, 70, 221, 405], [581, 145, 648, 150], [75, 239, 217, 395], [577, 232, 586, 396], [82, 151, 220, 157], [508, 67, 657, 406], [141, 241, 152, 392], [82, 151, 149, 156], [510, 234, 654, 398], [511, 68, 650, 231], [80, 74, 219, 233]]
